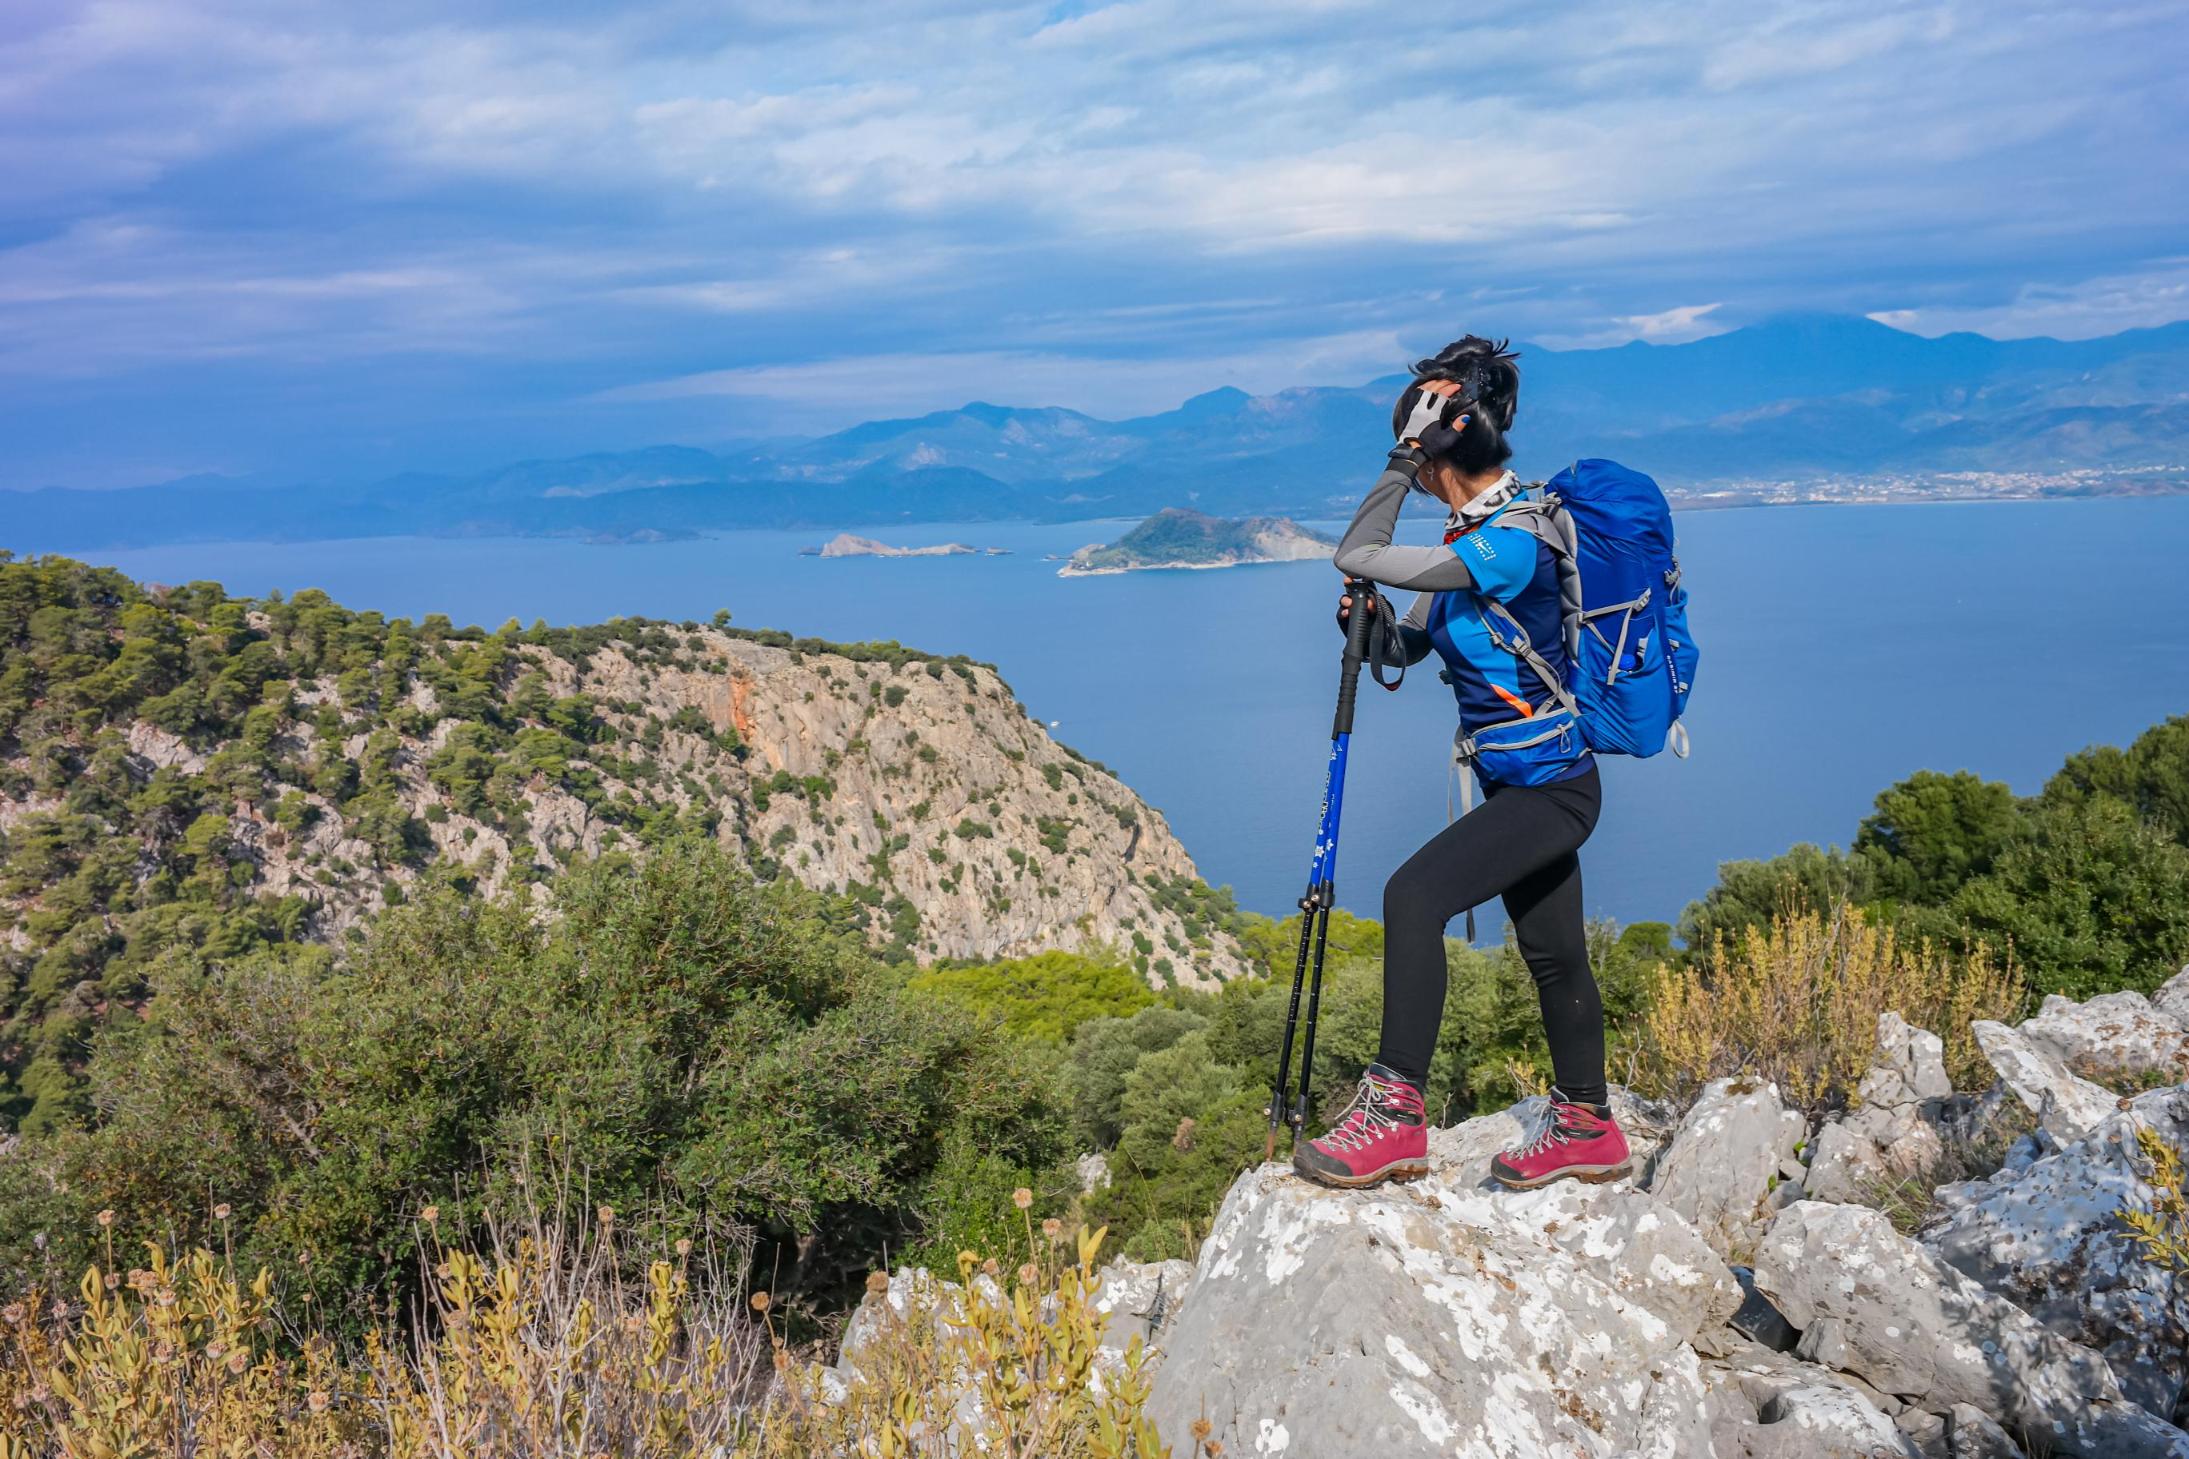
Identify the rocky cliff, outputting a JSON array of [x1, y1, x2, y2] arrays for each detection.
[[525, 629, 1247, 980], [0, 569, 1249, 988]]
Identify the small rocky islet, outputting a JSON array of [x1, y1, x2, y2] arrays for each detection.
[[1059, 507, 1334, 576]]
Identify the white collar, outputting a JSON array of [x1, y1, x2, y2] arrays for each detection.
[[1446, 470, 1519, 531]]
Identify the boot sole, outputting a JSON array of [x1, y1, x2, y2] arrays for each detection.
[[1492, 1161, 1631, 1191], [1292, 1158, 1430, 1190]]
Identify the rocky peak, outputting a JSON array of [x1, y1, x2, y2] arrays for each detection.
[[1106, 986, 2189, 1457]]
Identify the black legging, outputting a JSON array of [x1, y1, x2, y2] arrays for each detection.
[[1377, 763, 1605, 1105]]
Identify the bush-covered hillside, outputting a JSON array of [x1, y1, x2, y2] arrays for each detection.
[[0, 553, 1252, 1133], [0, 841, 1069, 1323], [1683, 715, 2189, 998]]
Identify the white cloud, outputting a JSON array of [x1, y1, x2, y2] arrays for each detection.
[[2, 0, 2186, 408], [1531, 303, 1730, 350], [1700, 5, 1953, 90], [1625, 303, 1724, 341], [1868, 261, 2189, 341], [592, 328, 1409, 421]]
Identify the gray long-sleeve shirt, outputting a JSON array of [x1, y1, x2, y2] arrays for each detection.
[[1331, 465, 1480, 592], [1330, 464, 1473, 668]]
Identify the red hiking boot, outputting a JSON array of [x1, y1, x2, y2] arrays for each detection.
[[1292, 1064, 1429, 1189], [1491, 1093, 1632, 1189]]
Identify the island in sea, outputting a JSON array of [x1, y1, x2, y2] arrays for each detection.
[[802, 533, 1009, 558], [1057, 508, 1335, 577]]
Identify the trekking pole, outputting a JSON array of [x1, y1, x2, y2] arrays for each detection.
[[1265, 575, 1377, 1162]]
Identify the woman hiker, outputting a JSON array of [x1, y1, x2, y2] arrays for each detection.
[[1291, 335, 1631, 1192]]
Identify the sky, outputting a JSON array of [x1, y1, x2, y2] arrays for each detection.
[[3, 0, 2186, 488]]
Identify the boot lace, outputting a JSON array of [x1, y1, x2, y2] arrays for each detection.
[[1513, 1102, 1591, 1161], [1320, 1074, 1412, 1154]]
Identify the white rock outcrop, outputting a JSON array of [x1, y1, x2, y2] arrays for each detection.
[[2151, 966, 2189, 1032], [1650, 1076, 1809, 1261], [1144, 1149, 1728, 1458], [2020, 991, 2189, 1087], [1747, 1381, 1919, 1458], [1754, 1200, 2188, 1458], [1970, 1019, 2122, 1142], [1131, 1044, 2189, 1457], [1091, 1256, 1194, 1371], [1926, 1089, 2189, 1420], [1807, 1013, 1955, 1205]]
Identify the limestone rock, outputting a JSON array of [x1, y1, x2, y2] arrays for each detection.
[[1808, 1013, 1955, 1205], [1730, 1265, 1801, 1352], [836, 1267, 972, 1376], [1091, 1257, 1192, 1372], [1077, 1151, 1112, 1193], [1925, 1088, 2189, 1421], [1145, 1150, 1730, 1457], [1746, 1382, 1920, 1458], [1754, 1200, 2187, 1458], [2152, 966, 2189, 1032], [1651, 1076, 1808, 1260], [1971, 1019, 2121, 1142], [1893, 1424, 1946, 1459], [1946, 1404, 2024, 1459], [2020, 991, 2189, 1088], [1708, 1344, 1927, 1459], [1894, 1407, 1950, 1459], [1525, 1177, 1743, 1344]]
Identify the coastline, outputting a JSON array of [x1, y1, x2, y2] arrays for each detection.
[[17, 479, 2188, 563], [1056, 554, 1324, 578]]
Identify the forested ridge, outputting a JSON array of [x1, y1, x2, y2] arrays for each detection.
[[0, 551, 1249, 1137]]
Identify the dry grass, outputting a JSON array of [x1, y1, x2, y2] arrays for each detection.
[[0, 1204, 1168, 1458], [1862, 1099, 2039, 1235], [1635, 904, 2027, 1112]]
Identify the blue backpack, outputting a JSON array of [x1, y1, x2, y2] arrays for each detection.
[[1499, 459, 1698, 759]]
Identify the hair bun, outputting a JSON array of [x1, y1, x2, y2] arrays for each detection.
[[1411, 335, 1520, 431]]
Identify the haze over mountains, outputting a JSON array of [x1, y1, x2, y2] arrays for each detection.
[[9, 314, 2187, 550]]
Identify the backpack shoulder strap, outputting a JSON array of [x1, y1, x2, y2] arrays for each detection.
[[1489, 494, 1583, 663], [1493, 492, 1573, 554]]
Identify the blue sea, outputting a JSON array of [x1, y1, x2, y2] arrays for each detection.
[[57, 496, 2189, 940]]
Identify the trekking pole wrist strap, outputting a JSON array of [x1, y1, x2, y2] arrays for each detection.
[[1368, 591, 1405, 691]]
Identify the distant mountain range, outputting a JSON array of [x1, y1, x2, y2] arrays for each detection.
[[8, 314, 2187, 550]]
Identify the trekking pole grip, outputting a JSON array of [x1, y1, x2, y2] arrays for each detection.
[[1333, 576, 1375, 738]]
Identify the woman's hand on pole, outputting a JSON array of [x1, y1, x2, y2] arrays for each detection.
[[1336, 586, 1378, 631]]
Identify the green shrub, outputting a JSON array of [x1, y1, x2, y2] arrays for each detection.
[[1953, 794, 2189, 997], [908, 950, 1154, 1046], [1065, 1005, 1207, 1148], [1088, 1032, 1263, 1261], [1, 839, 1068, 1325]]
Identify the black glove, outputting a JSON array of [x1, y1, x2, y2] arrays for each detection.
[[1395, 388, 1454, 444], [1416, 411, 1469, 459]]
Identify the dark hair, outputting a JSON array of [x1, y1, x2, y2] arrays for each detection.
[[1390, 335, 1521, 474]]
